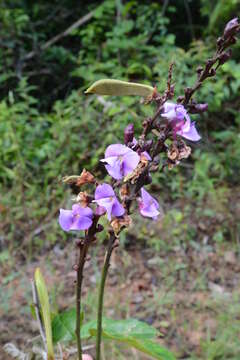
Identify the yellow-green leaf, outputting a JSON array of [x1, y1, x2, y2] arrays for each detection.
[[85, 79, 154, 97], [34, 268, 54, 360]]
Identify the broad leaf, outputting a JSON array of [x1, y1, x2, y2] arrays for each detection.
[[52, 308, 83, 343], [97, 331, 176, 360], [81, 317, 158, 340], [85, 79, 154, 97], [82, 318, 176, 359]]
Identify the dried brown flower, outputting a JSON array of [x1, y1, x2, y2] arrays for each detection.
[[111, 215, 132, 235]]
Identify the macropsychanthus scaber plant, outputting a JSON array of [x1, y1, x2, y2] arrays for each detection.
[[18, 17, 239, 360]]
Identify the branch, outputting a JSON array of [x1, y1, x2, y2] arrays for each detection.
[[24, 10, 95, 60]]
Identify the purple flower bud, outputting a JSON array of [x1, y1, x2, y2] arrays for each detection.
[[94, 183, 125, 221], [59, 204, 93, 232], [96, 224, 104, 232], [143, 139, 153, 151], [138, 188, 160, 219], [197, 66, 203, 74], [101, 144, 140, 180], [223, 18, 239, 39], [124, 124, 134, 144], [218, 49, 232, 65], [189, 103, 208, 114]]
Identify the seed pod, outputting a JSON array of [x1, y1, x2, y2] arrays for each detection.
[[85, 79, 154, 97]]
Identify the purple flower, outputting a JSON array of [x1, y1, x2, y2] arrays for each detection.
[[101, 144, 140, 180], [138, 188, 160, 219], [59, 204, 93, 232], [94, 183, 125, 220], [161, 102, 201, 142]]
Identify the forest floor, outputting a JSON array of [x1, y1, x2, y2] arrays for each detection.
[[1, 225, 240, 360]]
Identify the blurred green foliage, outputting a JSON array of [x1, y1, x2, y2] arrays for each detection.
[[0, 0, 239, 253]]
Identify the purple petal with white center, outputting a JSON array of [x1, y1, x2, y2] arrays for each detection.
[[59, 209, 73, 231], [95, 197, 114, 220], [112, 199, 125, 217], [162, 102, 188, 122], [163, 101, 176, 113]]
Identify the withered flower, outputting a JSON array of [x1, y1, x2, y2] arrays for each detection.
[[111, 214, 132, 235], [63, 169, 95, 187], [76, 191, 92, 207]]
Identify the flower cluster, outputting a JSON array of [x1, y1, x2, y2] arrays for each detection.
[[58, 17, 240, 235], [58, 101, 202, 233]]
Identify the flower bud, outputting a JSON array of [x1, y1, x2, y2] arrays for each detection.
[[189, 103, 208, 114], [124, 124, 134, 144], [143, 139, 153, 151], [177, 95, 184, 103], [217, 37, 224, 47], [218, 49, 232, 65], [209, 68, 216, 77], [223, 18, 239, 39], [96, 224, 104, 232]]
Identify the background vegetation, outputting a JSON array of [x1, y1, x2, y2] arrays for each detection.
[[0, 1, 240, 359]]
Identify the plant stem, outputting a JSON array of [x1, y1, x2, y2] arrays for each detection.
[[75, 217, 99, 360], [96, 231, 116, 360], [75, 240, 88, 360]]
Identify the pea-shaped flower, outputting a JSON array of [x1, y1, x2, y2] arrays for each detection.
[[138, 188, 160, 219], [161, 102, 201, 141], [59, 204, 93, 231], [94, 183, 125, 220], [101, 144, 140, 180]]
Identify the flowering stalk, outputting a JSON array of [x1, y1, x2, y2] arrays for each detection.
[[75, 217, 99, 360], [57, 17, 239, 360], [96, 231, 116, 360]]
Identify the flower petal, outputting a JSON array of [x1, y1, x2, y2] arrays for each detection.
[[105, 162, 123, 180], [178, 121, 201, 141], [122, 151, 140, 176], [139, 204, 160, 218], [100, 156, 118, 167], [71, 216, 93, 230], [59, 209, 73, 232], [95, 183, 115, 200], [112, 199, 125, 217], [141, 151, 151, 161], [95, 197, 114, 220], [72, 204, 93, 218], [105, 144, 129, 157], [139, 188, 160, 219]]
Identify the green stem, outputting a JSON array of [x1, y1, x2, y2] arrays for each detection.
[[96, 231, 116, 360]]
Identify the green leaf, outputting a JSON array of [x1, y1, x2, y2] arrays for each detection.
[[99, 331, 176, 360], [34, 268, 54, 359], [52, 308, 84, 343], [81, 318, 176, 360], [82, 317, 158, 340], [85, 79, 154, 97]]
